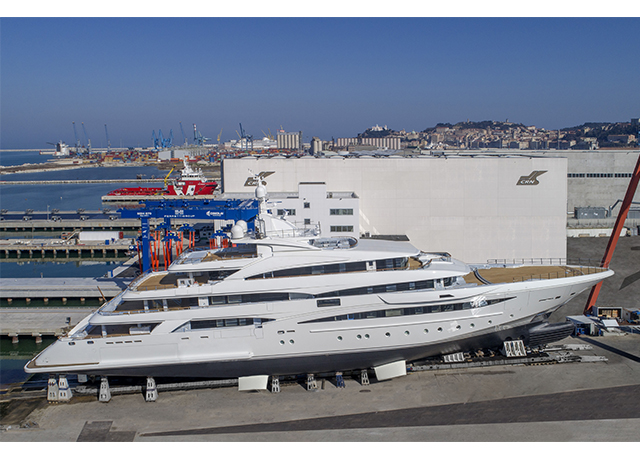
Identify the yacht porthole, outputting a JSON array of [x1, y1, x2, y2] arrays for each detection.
[[385, 332, 391, 337], [456, 325, 461, 330], [289, 339, 295, 344], [424, 329, 429, 334], [356, 334, 362, 340], [337, 336, 343, 341], [279, 340, 285, 345], [437, 327, 443, 332], [470, 323, 475, 328], [488, 320, 492, 324], [404, 331, 410, 336], [510, 314, 514, 318], [364, 334, 370, 339]]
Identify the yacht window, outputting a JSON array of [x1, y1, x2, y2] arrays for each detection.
[[172, 318, 274, 332], [300, 299, 512, 324], [317, 299, 341, 308], [228, 295, 243, 304], [84, 323, 160, 337], [117, 300, 146, 312]]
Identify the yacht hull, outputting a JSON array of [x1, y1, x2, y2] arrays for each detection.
[[28, 320, 570, 379]]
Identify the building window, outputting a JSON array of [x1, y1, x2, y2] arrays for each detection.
[[304, 218, 311, 225], [277, 209, 296, 216], [330, 226, 354, 232], [303, 202, 310, 209], [330, 209, 354, 216]]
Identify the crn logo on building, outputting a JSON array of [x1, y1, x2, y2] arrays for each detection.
[[244, 171, 275, 187], [516, 170, 547, 186]]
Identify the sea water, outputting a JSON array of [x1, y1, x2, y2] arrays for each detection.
[[0, 150, 50, 167], [0, 163, 168, 211], [0, 336, 56, 388]]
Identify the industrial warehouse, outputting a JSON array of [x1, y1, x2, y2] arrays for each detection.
[[221, 149, 640, 263]]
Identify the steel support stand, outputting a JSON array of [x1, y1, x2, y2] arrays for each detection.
[[99, 376, 111, 403], [360, 370, 370, 386], [58, 375, 72, 402], [47, 374, 59, 402], [145, 377, 158, 402], [306, 373, 318, 391], [270, 376, 280, 393]]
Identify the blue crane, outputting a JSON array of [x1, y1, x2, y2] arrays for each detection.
[[179, 122, 188, 146], [81, 122, 91, 154], [193, 123, 211, 146], [104, 124, 111, 152], [118, 198, 259, 272], [239, 123, 254, 150], [152, 129, 174, 150], [72, 122, 81, 151]]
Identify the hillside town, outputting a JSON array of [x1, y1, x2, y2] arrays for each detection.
[[345, 118, 640, 151]]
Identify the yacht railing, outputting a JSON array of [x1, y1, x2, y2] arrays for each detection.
[[507, 265, 609, 283], [486, 257, 605, 268]]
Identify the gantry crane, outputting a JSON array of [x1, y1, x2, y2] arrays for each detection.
[[81, 122, 91, 154], [179, 122, 188, 146], [104, 124, 111, 152], [72, 122, 81, 152]]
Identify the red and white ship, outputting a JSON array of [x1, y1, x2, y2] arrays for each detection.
[[107, 157, 218, 197]]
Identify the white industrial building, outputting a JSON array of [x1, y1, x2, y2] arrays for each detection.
[[223, 182, 359, 239], [222, 155, 568, 263]]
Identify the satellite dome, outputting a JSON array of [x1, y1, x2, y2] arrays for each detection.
[[237, 220, 248, 232], [255, 185, 267, 199], [230, 224, 245, 239]]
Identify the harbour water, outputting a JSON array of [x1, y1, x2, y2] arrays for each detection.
[[0, 336, 56, 388], [0, 150, 50, 167], [0, 260, 126, 278], [1, 161, 169, 212]]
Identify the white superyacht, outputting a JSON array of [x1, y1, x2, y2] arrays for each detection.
[[26, 184, 613, 383]]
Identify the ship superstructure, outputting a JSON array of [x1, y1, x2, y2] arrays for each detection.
[[106, 156, 217, 197]]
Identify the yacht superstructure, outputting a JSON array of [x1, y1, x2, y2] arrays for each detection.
[[26, 184, 613, 382]]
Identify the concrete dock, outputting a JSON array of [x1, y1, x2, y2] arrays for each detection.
[[1, 334, 639, 441]]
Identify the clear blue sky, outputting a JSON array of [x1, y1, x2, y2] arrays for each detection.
[[1, 17, 639, 149]]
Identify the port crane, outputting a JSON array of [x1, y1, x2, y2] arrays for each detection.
[[71, 122, 81, 152], [81, 122, 91, 154], [152, 129, 174, 150], [239, 123, 253, 150], [104, 124, 111, 152], [179, 122, 188, 146], [193, 123, 210, 146], [217, 128, 223, 145]]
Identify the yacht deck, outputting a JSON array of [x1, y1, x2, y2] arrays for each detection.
[[463, 265, 607, 285]]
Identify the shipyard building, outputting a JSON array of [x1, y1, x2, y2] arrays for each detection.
[[222, 155, 567, 263]]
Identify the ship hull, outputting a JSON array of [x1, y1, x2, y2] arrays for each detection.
[[26, 320, 572, 379]]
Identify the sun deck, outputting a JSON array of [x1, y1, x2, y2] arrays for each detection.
[[463, 265, 608, 285]]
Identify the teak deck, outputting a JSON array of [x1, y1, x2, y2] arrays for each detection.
[[463, 265, 605, 285]]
